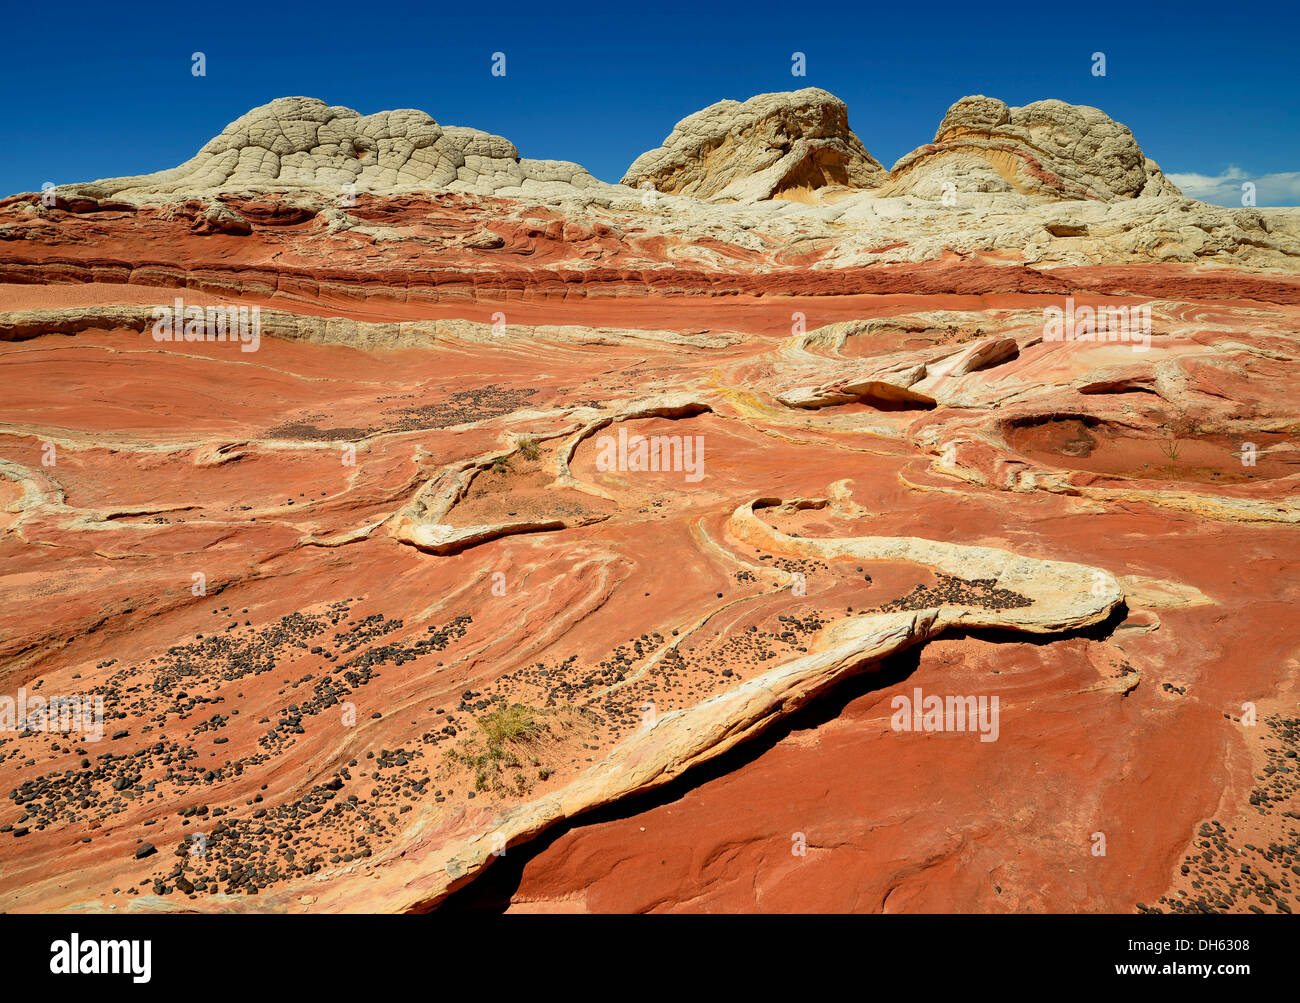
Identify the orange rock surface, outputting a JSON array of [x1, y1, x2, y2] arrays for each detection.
[[1, 174, 1298, 915]]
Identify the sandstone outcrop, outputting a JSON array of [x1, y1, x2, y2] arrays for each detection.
[[59, 97, 609, 203], [14, 91, 1298, 279], [887, 95, 1182, 202], [621, 88, 886, 202]]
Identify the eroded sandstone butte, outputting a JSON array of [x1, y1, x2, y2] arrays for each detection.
[[1, 91, 1298, 914]]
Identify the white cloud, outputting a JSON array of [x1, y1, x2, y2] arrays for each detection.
[[1165, 166, 1300, 207]]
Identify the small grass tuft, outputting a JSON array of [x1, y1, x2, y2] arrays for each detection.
[[1158, 413, 1201, 464], [477, 703, 542, 745], [441, 702, 576, 797], [516, 435, 541, 462]]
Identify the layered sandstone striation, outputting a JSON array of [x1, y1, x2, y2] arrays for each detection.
[[1, 89, 1298, 917]]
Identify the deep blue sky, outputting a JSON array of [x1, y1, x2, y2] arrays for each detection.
[[5, 0, 1297, 204]]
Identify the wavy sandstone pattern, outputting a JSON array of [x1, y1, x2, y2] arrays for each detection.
[[1, 89, 1298, 916]]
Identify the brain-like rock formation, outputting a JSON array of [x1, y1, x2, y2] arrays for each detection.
[[887, 95, 1181, 202], [66, 97, 606, 202], [621, 88, 887, 203]]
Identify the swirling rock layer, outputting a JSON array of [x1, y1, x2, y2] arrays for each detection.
[[1, 91, 1298, 915]]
